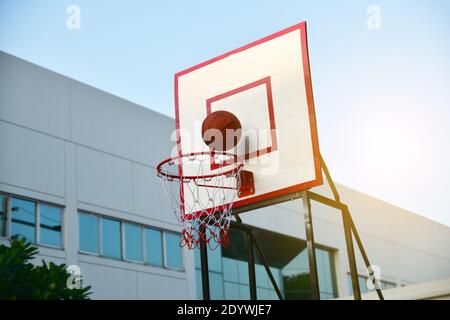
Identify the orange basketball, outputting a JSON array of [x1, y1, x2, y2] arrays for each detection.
[[202, 110, 242, 151]]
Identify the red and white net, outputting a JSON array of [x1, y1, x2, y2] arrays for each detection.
[[157, 152, 242, 249]]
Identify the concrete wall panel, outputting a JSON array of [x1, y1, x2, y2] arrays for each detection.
[[76, 146, 133, 213], [0, 121, 65, 196], [0, 52, 70, 138]]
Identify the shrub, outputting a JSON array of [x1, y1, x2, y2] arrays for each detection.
[[0, 238, 91, 299]]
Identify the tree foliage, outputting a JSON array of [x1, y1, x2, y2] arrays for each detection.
[[0, 238, 91, 299]]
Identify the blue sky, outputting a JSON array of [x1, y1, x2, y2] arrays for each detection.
[[1, 0, 449, 226]]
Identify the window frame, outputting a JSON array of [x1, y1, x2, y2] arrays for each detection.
[[38, 203, 64, 249], [122, 222, 144, 263], [10, 196, 37, 244], [78, 211, 101, 256], [77, 210, 184, 271], [163, 230, 185, 271], [316, 247, 338, 299], [143, 227, 164, 267], [1, 192, 64, 250], [99, 216, 122, 260]]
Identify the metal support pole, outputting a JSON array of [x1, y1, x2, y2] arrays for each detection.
[[301, 191, 320, 300], [348, 215, 384, 300], [199, 226, 210, 300], [342, 207, 361, 300], [249, 232, 284, 300], [246, 232, 257, 300], [320, 154, 340, 202]]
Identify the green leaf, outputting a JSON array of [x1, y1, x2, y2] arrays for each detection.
[[0, 239, 92, 300]]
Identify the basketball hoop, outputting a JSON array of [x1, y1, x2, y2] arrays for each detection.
[[156, 151, 243, 249]]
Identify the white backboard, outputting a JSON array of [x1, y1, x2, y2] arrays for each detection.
[[174, 22, 322, 213]]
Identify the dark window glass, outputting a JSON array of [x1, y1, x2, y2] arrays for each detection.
[[281, 249, 311, 300], [195, 269, 203, 299], [257, 287, 272, 299], [222, 257, 239, 282], [194, 246, 201, 269], [270, 267, 283, 291], [208, 245, 222, 273], [79, 213, 99, 254], [268, 287, 279, 300], [316, 248, 337, 299], [125, 223, 142, 261], [144, 228, 163, 266], [239, 284, 250, 300], [256, 264, 270, 288], [11, 197, 36, 243], [196, 227, 339, 301], [101, 218, 121, 259], [0, 195, 7, 237], [209, 272, 224, 300], [237, 260, 249, 285], [224, 282, 240, 299], [165, 232, 183, 269], [40, 204, 62, 247], [195, 271, 226, 300]]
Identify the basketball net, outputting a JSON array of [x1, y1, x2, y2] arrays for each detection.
[[157, 152, 243, 249]]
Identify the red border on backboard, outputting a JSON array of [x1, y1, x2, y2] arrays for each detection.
[[174, 21, 322, 212], [206, 76, 278, 170]]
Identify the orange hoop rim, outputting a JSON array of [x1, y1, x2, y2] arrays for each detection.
[[156, 151, 243, 181]]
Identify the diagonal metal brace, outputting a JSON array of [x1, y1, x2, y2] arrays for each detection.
[[234, 215, 284, 300]]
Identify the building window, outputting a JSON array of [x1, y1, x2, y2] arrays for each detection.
[[11, 197, 36, 243], [40, 204, 62, 247], [124, 223, 143, 262], [347, 275, 370, 294], [164, 232, 183, 270], [194, 226, 338, 300], [194, 243, 225, 299], [209, 271, 225, 299], [79, 213, 99, 254], [0, 195, 7, 237], [144, 228, 163, 266], [77, 211, 184, 271], [0, 193, 64, 248], [101, 218, 121, 259], [316, 249, 337, 299]]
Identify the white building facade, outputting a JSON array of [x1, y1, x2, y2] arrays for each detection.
[[1, 51, 449, 299]]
